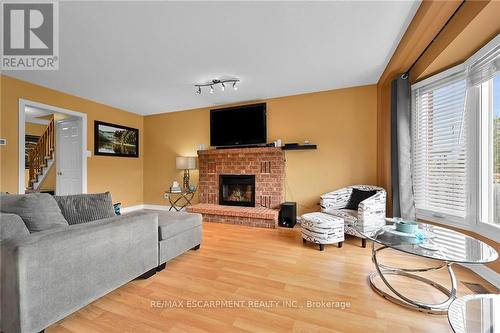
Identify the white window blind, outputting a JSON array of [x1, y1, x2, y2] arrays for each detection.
[[412, 71, 467, 219]]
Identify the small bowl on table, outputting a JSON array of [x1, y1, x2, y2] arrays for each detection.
[[394, 220, 418, 234]]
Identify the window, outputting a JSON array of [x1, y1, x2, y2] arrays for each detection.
[[411, 34, 500, 238], [412, 70, 468, 223]]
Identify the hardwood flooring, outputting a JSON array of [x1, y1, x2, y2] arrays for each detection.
[[48, 222, 498, 333]]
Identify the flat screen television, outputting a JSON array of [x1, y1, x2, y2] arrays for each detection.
[[210, 103, 267, 147]]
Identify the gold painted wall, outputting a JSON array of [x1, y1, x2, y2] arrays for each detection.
[[144, 85, 378, 214], [25, 122, 47, 136], [0, 75, 144, 207]]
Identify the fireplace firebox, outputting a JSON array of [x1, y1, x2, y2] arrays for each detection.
[[219, 175, 255, 207]]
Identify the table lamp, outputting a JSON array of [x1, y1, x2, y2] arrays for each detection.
[[176, 156, 196, 191]]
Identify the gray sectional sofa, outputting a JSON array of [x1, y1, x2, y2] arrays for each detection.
[[0, 193, 202, 333]]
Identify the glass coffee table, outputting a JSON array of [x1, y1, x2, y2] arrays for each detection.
[[354, 221, 498, 314], [448, 294, 499, 333]]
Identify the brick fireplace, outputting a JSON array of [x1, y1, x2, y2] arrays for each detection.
[[187, 147, 285, 228]]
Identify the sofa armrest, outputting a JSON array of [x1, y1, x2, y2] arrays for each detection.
[[358, 190, 386, 225], [1, 211, 159, 333], [320, 187, 352, 213]]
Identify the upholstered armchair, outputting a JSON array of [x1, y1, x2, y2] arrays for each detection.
[[320, 185, 386, 247]]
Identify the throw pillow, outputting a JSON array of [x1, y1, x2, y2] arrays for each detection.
[[54, 192, 116, 225], [0, 213, 30, 240], [345, 188, 377, 210], [0, 193, 69, 232], [113, 202, 121, 216]]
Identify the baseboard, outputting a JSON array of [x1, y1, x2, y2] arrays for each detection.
[[121, 204, 185, 213], [120, 204, 145, 213], [460, 263, 500, 289], [143, 204, 177, 211]]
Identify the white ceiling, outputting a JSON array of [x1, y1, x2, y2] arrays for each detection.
[[6, 1, 420, 115]]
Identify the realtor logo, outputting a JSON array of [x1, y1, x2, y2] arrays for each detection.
[[1, 1, 59, 70]]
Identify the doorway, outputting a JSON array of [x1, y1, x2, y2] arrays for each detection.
[[18, 99, 87, 195]]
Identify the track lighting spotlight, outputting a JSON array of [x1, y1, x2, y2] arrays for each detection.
[[194, 78, 240, 95]]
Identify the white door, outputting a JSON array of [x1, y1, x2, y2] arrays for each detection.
[[56, 119, 82, 195]]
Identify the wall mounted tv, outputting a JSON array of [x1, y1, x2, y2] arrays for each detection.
[[210, 103, 267, 147]]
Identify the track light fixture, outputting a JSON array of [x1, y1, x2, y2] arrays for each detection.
[[194, 79, 240, 95]]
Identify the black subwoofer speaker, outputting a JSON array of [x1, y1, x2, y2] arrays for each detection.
[[279, 202, 297, 228]]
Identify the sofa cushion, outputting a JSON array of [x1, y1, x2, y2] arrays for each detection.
[[156, 211, 202, 241], [54, 192, 115, 225], [0, 213, 30, 240], [326, 209, 358, 226], [0, 193, 68, 232]]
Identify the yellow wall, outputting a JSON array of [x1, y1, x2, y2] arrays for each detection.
[[144, 85, 378, 214], [25, 122, 48, 136], [414, 0, 500, 81], [0, 75, 144, 207]]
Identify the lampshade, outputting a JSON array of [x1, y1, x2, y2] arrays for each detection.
[[176, 156, 196, 170]]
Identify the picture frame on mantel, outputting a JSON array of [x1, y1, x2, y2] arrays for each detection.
[[94, 121, 139, 157]]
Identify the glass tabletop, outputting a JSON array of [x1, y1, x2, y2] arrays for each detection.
[[354, 221, 498, 264], [448, 294, 500, 333]]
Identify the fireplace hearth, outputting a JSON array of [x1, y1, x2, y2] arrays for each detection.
[[219, 175, 255, 207]]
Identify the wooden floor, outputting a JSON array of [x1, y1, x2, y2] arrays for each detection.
[[48, 222, 498, 333]]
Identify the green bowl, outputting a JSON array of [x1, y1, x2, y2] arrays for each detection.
[[395, 220, 418, 233]]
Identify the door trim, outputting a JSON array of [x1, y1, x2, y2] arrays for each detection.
[[18, 99, 87, 194]]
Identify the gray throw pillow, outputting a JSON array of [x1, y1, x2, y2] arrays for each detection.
[[0, 193, 69, 232], [54, 192, 115, 225], [0, 213, 30, 241]]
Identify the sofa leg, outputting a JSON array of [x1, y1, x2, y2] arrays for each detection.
[[192, 244, 200, 251], [138, 268, 156, 279], [156, 263, 166, 272], [362, 238, 367, 248], [319, 244, 324, 251], [338, 241, 343, 248], [302, 238, 306, 244]]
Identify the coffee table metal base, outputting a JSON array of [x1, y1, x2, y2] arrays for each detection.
[[368, 243, 457, 315]]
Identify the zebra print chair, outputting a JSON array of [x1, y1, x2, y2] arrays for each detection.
[[320, 185, 386, 247]]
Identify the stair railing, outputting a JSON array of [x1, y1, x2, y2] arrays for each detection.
[[28, 118, 55, 189]]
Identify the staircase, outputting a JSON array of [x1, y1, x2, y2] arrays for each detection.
[[28, 118, 55, 191]]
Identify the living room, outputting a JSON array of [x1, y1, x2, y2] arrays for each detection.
[[1, 1, 499, 333]]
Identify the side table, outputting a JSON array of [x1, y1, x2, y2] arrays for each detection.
[[164, 191, 195, 211]]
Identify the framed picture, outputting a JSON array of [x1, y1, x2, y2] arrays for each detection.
[[94, 121, 139, 157]]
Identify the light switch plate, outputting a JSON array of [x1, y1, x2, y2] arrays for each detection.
[[86, 150, 91, 157]]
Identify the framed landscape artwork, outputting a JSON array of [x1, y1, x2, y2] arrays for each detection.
[[94, 121, 139, 157]]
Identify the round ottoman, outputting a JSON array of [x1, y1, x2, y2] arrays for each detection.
[[301, 212, 344, 251]]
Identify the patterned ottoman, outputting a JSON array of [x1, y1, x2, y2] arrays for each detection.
[[301, 212, 344, 251]]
